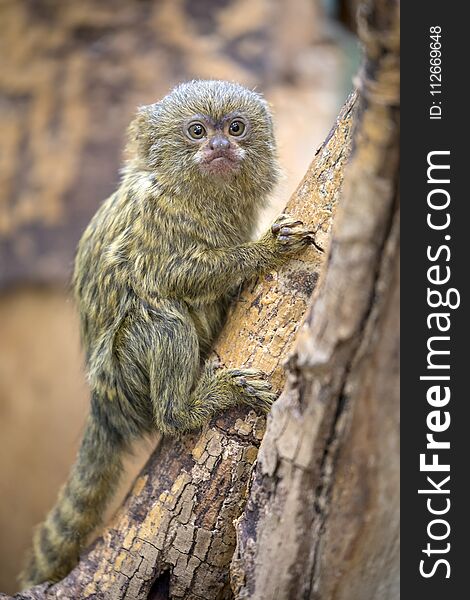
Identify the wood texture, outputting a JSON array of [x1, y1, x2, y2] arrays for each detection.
[[231, 1, 399, 598], [0, 92, 356, 600]]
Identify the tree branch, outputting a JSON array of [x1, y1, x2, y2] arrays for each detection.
[[231, 1, 399, 598]]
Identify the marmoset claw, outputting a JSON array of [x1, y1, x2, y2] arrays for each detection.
[[271, 218, 303, 233]]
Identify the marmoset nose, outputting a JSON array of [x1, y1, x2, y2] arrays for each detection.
[[210, 135, 230, 151]]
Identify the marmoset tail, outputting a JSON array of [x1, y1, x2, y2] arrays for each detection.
[[21, 80, 313, 587]]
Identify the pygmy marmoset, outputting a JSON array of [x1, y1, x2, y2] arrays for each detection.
[[21, 80, 312, 587]]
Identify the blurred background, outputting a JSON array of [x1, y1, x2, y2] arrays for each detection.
[[0, 0, 359, 593]]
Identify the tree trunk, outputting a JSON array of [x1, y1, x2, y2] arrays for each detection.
[[1, 91, 356, 600], [231, 1, 399, 599]]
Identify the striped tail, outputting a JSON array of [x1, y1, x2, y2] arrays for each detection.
[[20, 415, 124, 588]]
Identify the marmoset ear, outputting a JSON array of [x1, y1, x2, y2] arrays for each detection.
[[124, 104, 158, 167]]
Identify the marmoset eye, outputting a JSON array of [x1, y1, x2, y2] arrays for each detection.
[[229, 120, 245, 136], [188, 123, 206, 139]]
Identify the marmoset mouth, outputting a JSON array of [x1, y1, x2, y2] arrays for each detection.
[[200, 150, 241, 175], [206, 149, 237, 161]]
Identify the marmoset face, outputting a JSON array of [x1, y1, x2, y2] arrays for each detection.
[[184, 112, 249, 177], [131, 80, 278, 189]]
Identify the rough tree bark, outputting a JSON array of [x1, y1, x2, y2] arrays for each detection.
[[0, 93, 356, 600], [231, 1, 399, 599]]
